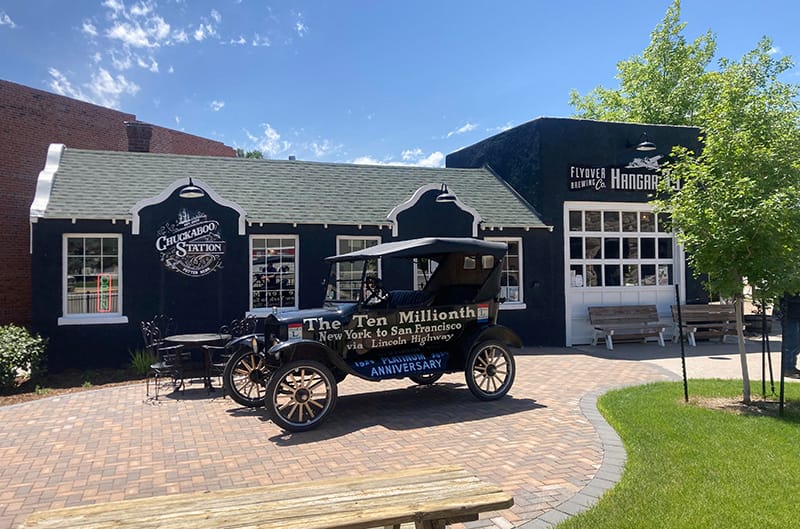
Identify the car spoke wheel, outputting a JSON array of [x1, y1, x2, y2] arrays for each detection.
[[465, 340, 515, 401], [266, 360, 337, 432], [408, 372, 443, 385], [223, 347, 269, 408]]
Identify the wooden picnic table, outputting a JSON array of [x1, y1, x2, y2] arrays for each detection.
[[18, 466, 513, 529]]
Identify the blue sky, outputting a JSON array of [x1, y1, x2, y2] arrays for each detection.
[[1, 1, 798, 166]]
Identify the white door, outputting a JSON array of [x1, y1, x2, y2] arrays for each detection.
[[564, 201, 685, 345]]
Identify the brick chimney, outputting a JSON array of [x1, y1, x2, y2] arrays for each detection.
[[124, 121, 153, 152]]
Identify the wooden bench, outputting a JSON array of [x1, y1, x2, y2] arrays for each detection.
[[18, 466, 513, 529], [588, 305, 666, 350], [671, 304, 739, 346]]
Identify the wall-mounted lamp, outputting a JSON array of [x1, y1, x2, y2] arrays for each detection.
[[178, 177, 205, 199], [435, 183, 457, 203], [635, 132, 657, 152]]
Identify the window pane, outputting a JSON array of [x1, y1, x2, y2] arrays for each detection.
[[604, 238, 620, 259], [622, 238, 638, 258], [657, 213, 671, 232], [570, 237, 583, 259], [658, 264, 673, 285], [623, 265, 639, 286], [569, 211, 582, 231], [252, 236, 297, 309], [585, 237, 602, 259], [585, 211, 601, 231], [658, 238, 673, 259], [604, 265, 621, 286], [65, 235, 121, 315], [622, 212, 638, 232], [85, 237, 102, 255], [570, 265, 584, 287], [641, 238, 656, 259], [640, 212, 655, 232], [586, 264, 601, 287], [603, 211, 620, 232], [642, 264, 656, 285]]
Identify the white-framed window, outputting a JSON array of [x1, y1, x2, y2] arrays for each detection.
[[60, 234, 127, 325], [567, 206, 674, 288], [335, 236, 381, 301], [250, 235, 298, 311], [485, 237, 525, 309]]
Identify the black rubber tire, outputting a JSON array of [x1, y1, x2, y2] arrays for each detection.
[[222, 346, 269, 408], [465, 340, 515, 401], [266, 360, 338, 432], [408, 372, 443, 385]]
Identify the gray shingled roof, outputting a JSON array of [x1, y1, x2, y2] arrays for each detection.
[[35, 147, 548, 229]]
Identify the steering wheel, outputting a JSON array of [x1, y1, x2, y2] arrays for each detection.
[[363, 277, 389, 306]]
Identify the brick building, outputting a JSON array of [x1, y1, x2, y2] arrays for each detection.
[[0, 79, 235, 325]]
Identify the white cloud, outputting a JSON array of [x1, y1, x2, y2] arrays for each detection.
[[110, 49, 133, 70], [193, 23, 217, 41], [0, 11, 16, 28], [102, 0, 125, 16], [136, 56, 159, 72], [401, 148, 423, 161], [486, 122, 513, 133], [91, 52, 102, 63], [168, 65, 174, 73], [107, 16, 171, 48], [309, 139, 338, 157], [130, 2, 153, 17], [352, 150, 444, 168], [446, 122, 478, 138], [251, 33, 270, 47], [210, 100, 225, 111], [296, 22, 308, 37], [173, 29, 189, 43], [175, 115, 181, 126], [82, 21, 98, 37], [47, 67, 139, 109], [230, 35, 246, 45], [245, 123, 292, 157], [211, 9, 222, 23]]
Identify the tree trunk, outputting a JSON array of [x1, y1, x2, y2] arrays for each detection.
[[735, 296, 751, 403]]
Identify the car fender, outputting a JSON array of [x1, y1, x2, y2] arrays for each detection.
[[226, 333, 262, 351], [268, 339, 339, 365], [461, 324, 522, 352]]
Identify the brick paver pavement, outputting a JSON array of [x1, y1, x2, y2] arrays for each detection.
[[0, 348, 674, 529]]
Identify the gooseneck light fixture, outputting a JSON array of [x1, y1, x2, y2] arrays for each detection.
[[435, 183, 457, 203], [635, 132, 657, 152], [178, 177, 205, 199]]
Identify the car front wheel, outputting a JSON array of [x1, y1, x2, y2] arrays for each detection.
[[465, 340, 515, 401], [223, 347, 269, 408], [266, 360, 338, 432]]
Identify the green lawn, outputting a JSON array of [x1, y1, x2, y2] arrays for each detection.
[[557, 380, 800, 529]]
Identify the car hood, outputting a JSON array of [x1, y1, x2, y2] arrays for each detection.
[[264, 303, 358, 326]]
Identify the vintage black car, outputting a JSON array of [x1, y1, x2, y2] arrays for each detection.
[[223, 237, 521, 432]]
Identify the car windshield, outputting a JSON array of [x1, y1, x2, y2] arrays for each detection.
[[325, 258, 378, 303]]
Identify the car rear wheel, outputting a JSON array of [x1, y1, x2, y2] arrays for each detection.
[[266, 360, 337, 432], [223, 347, 269, 408], [408, 373, 443, 385], [465, 340, 515, 401]]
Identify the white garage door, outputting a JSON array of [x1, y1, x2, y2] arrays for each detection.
[[564, 201, 685, 345]]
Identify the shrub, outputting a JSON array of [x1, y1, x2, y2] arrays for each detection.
[[129, 348, 156, 376], [0, 325, 47, 389]]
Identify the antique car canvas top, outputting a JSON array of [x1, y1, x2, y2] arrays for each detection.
[[223, 236, 522, 432]]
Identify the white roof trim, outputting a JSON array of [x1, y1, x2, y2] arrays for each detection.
[[29, 143, 65, 219], [130, 177, 248, 235], [387, 183, 483, 237]]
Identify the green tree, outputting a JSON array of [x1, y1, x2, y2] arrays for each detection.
[[235, 148, 264, 159], [570, 0, 800, 402], [655, 40, 800, 401], [570, 0, 715, 126]]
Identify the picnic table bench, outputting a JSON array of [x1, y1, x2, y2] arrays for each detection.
[[588, 305, 666, 350], [18, 466, 513, 529], [671, 304, 739, 346]]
